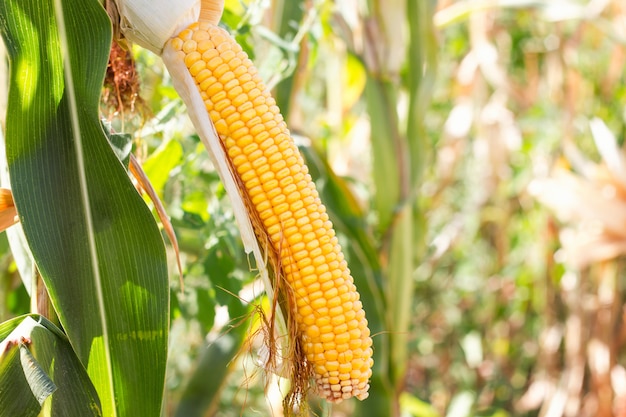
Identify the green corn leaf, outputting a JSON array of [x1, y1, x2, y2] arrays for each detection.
[[0, 315, 102, 417], [0, 1, 169, 416], [365, 78, 403, 234], [0, 332, 41, 417]]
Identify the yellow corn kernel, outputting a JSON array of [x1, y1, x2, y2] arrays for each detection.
[[169, 21, 373, 402]]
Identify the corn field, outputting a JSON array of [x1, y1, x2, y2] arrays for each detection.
[[1, 0, 626, 416]]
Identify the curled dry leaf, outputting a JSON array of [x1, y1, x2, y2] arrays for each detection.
[[129, 155, 184, 287]]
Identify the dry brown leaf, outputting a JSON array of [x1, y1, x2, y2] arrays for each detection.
[[530, 120, 626, 268]]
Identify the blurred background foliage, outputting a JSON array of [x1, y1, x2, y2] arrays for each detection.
[[2, 0, 626, 416]]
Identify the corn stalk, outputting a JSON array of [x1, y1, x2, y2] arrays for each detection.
[[353, 0, 437, 415]]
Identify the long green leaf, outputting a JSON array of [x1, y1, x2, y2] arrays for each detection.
[[0, 333, 40, 417], [0, 1, 169, 416], [407, 0, 437, 188], [365, 78, 404, 234], [386, 204, 414, 385]]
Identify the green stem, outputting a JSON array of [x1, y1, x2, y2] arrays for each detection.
[[407, 0, 437, 189]]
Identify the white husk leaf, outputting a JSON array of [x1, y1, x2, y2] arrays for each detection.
[[113, 0, 200, 54], [161, 44, 288, 363]]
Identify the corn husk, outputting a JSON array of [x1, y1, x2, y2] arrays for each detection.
[[161, 45, 277, 309], [113, 0, 199, 54]]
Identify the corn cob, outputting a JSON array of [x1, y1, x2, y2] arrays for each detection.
[[167, 22, 373, 402]]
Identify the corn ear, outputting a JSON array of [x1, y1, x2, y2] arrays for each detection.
[[113, 0, 374, 403], [163, 21, 373, 402]]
